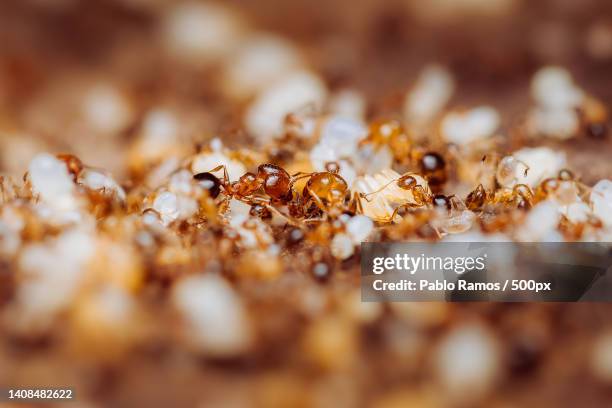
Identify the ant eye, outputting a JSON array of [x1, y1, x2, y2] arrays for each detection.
[[193, 172, 221, 198]]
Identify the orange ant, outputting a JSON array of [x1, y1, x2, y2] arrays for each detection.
[[194, 163, 299, 226], [354, 170, 436, 223], [359, 119, 413, 164], [533, 168, 591, 205], [290, 162, 358, 220], [363, 173, 432, 204], [466, 182, 534, 211], [491, 183, 534, 210]]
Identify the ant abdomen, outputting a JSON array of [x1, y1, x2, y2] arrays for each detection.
[[303, 172, 348, 208], [257, 164, 292, 201], [419, 152, 447, 188]]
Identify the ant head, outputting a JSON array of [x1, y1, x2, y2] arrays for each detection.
[[397, 174, 417, 190]]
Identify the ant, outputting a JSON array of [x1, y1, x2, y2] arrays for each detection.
[[355, 170, 434, 223], [359, 119, 413, 164], [291, 162, 358, 220], [193, 163, 299, 225], [468, 183, 534, 211], [534, 168, 590, 205], [197, 161, 360, 224]]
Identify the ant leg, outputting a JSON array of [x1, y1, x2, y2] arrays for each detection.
[[579, 184, 592, 202], [378, 204, 408, 224], [205, 164, 235, 197], [572, 179, 592, 202], [207, 164, 224, 173], [350, 191, 364, 214], [517, 159, 530, 177], [447, 194, 467, 212], [304, 217, 326, 224], [0, 176, 5, 203], [365, 179, 399, 196], [363, 178, 399, 200], [207, 165, 230, 185], [305, 184, 328, 213], [247, 196, 303, 228], [354, 192, 375, 203], [432, 225, 443, 239], [387, 206, 405, 224]]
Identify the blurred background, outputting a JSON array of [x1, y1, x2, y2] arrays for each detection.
[[1, 0, 612, 407], [1, 0, 612, 179]]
